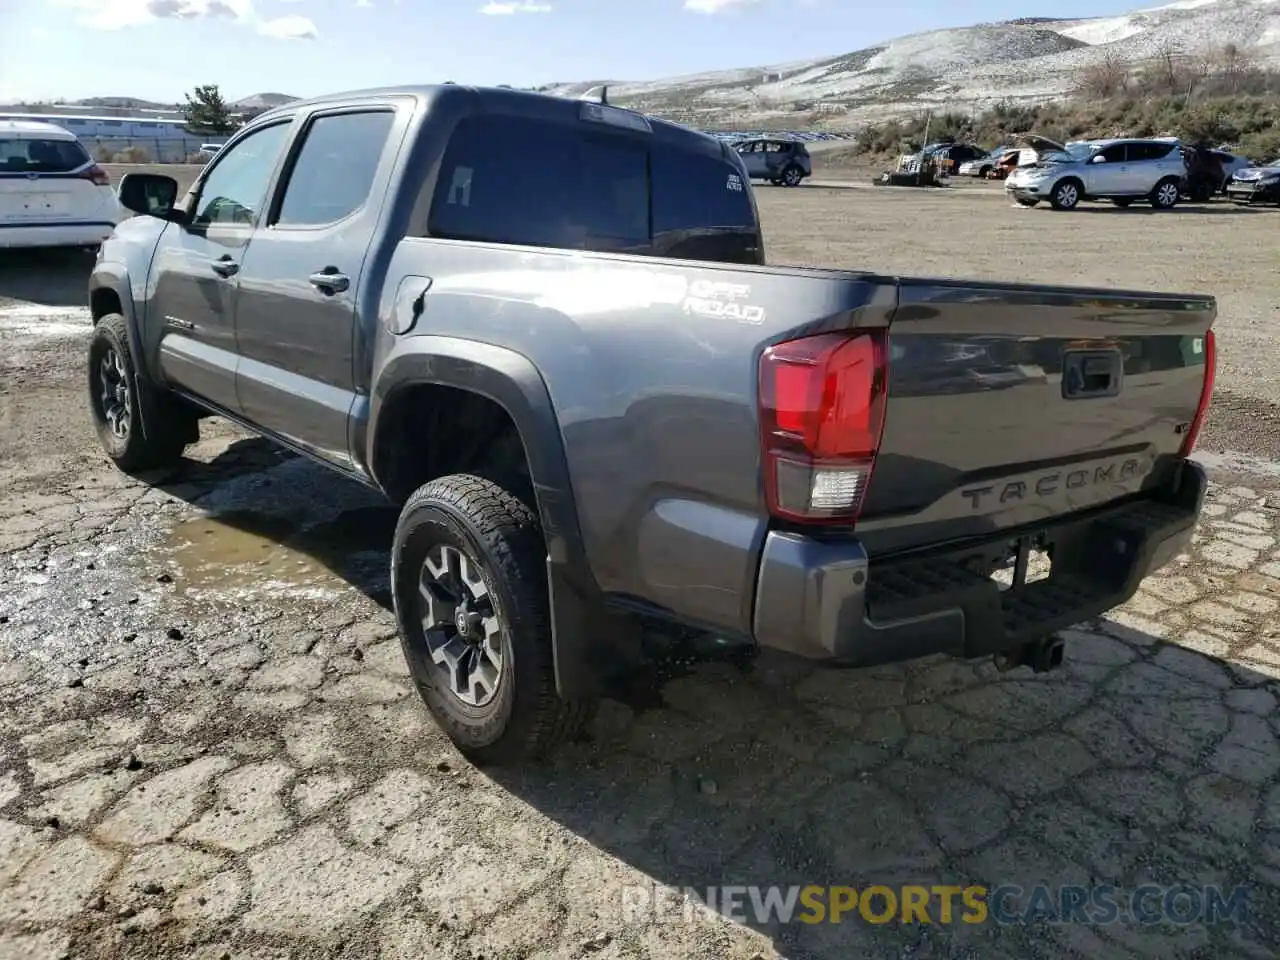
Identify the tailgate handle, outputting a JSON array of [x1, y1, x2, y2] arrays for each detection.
[[1063, 350, 1122, 399]]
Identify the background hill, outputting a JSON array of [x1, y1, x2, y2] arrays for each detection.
[[537, 0, 1280, 128]]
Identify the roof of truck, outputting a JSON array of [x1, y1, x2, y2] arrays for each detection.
[[253, 83, 710, 146]]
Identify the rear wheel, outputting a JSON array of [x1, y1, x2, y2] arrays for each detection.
[[391, 474, 596, 765], [781, 165, 804, 187], [1049, 179, 1081, 211], [1151, 177, 1181, 209], [87, 314, 197, 474]]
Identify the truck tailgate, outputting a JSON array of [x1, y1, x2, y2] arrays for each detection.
[[855, 279, 1215, 556]]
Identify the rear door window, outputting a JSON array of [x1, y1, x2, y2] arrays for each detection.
[[427, 114, 759, 263], [0, 137, 90, 174], [429, 114, 649, 251]]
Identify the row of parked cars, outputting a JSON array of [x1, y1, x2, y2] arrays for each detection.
[[935, 136, 1278, 211]]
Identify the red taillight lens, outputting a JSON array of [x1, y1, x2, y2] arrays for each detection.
[[1179, 329, 1216, 457], [759, 330, 889, 523], [80, 164, 110, 187]]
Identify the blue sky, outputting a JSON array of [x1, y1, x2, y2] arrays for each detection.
[[3, 0, 1143, 103]]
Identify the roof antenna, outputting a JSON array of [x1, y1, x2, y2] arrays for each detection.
[[580, 84, 608, 104]]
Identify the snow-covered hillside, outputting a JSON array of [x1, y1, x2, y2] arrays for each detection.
[[539, 0, 1280, 126]]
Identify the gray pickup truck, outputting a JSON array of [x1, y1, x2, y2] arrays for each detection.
[[87, 84, 1217, 764]]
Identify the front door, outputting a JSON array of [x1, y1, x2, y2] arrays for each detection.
[[149, 120, 293, 412], [1084, 142, 1131, 195], [232, 107, 402, 470]]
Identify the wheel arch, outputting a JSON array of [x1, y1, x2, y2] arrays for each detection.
[[88, 268, 163, 443], [370, 338, 641, 699]]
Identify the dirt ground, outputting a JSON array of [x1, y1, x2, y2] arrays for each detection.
[[1, 170, 1279, 960]]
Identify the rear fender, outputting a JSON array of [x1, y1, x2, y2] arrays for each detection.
[[370, 337, 642, 699]]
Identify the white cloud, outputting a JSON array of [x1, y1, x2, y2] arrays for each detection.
[[257, 13, 317, 38], [49, 0, 315, 38], [480, 1, 551, 13], [683, 0, 761, 12]]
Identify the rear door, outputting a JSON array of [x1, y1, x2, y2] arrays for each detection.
[[737, 141, 767, 178], [856, 280, 1215, 554], [0, 133, 111, 230], [233, 105, 404, 469], [149, 119, 293, 412]]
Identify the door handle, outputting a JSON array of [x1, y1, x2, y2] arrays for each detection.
[[211, 256, 239, 279], [308, 269, 350, 295]]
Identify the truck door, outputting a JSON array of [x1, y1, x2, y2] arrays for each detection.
[[149, 120, 293, 413], [231, 106, 404, 471]]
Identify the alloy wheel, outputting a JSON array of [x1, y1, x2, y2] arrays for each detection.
[[98, 347, 131, 440], [417, 542, 504, 707]]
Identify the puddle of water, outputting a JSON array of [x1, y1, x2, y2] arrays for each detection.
[[155, 506, 397, 602]]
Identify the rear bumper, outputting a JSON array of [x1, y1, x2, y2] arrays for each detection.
[[0, 221, 117, 249], [752, 459, 1206, 664]]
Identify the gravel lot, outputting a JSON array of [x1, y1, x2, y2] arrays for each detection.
[[1, 170, 1279, 960]]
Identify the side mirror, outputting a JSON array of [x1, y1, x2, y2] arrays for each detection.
[[1090, 155, 1107, 164], [117, 172, 185, 222]]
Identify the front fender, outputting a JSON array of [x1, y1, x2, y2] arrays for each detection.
[[88, 264, 164, 444], [370, 336, 641, 699]]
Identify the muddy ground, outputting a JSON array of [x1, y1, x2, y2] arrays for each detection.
[[1, 173, 1279, 960]]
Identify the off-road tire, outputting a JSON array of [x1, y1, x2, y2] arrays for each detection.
[[1150, 177, 1181, 210], [87, 313, 197, 474], [1049, 179, 1082, 211], [391, 474, 596, 765]]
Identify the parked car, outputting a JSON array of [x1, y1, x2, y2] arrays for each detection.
[[0, 119, 117, 250], [1226, 158, 1280, 204], [1212, 149, 1251, 187], [195, 143, 224, 161], [957, 147, 1015, 178], [733, 137, 811, 186], [1006, 135, 1187, 210], [90, 84, 1216, 764]]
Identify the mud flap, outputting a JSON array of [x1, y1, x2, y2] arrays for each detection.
[[547, 557, 644, 700]]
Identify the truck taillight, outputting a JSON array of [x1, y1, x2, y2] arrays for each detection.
[[1179, 329, 1216, 458], [758, 330, 888, 523], [80, 165, 110, 186]]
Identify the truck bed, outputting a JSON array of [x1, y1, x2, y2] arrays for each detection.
[[374, 239, 1214, 643]]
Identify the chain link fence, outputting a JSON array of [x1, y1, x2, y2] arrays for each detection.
[[82, 136, 215, 165]]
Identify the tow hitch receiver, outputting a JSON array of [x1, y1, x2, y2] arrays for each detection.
[[994, 634, 1066, 674]]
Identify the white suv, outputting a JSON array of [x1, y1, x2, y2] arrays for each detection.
[[0, 120, 118, 250], [1006, 136, 1187, 211]]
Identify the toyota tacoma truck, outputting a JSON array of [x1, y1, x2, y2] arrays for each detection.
[[87, 85, 1217, 764]]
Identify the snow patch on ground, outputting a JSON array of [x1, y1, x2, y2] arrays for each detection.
[[0, 304, 92, 339]]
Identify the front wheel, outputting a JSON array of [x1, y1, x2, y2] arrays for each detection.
[[781, 165, 804, 187], [1151, 178, 1181, 209], [87, 314, 197, 474], [391, 474, 596, 765], [1049, 179, 1081, 211]]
